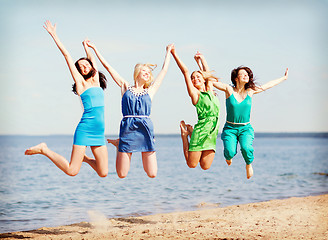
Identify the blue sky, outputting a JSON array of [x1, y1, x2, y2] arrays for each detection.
[[1, 0, 327, 135]]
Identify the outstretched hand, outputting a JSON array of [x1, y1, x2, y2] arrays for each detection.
[[82, 39, 89, 48], [83, 39, 95, 49], [194, 51, 205, 66], [168, 43, 175, 54], [284, 68, 289, 80], [166, 43, 174, 53], [43, 20, 56, 36], [194, 51, 203, 61]]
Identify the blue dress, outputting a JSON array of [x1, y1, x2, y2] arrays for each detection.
[[118, 86, 155, 153], [73, 87, 106, 146]]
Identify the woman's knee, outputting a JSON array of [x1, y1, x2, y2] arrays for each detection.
[[241, 146, 254, 164], [224, 148, 236, 160], [200, 162, 211, 170], [199, 151, 215, 170], [98, 168, 108, 178], [187, 161, 198, 168], [146, 171, 157, 178], [117, 172, 127, 178], [116, 168, 128, 178], [241, 145, 253, 156], [116, 152, 131, 178], [187, 152, 202, 168], [67, 168, 79, 177]]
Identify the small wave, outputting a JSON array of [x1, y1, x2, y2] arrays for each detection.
[[195, 202, 220, 209], [313, 172, 328, 176], [279, 173, 298, 178], [0, 218, 47, 223]]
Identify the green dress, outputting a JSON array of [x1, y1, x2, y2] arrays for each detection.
[[189, 91, 220, 152]]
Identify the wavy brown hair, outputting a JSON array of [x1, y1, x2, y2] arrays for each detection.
[[231, 66, 257, 90]]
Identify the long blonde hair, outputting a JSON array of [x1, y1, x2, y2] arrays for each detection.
[[134, 63, 157, 88]]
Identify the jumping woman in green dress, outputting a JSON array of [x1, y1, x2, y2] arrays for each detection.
[[170, 45, 220, 170]]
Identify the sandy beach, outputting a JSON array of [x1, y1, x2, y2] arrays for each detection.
[[1, 194, 327, 239]]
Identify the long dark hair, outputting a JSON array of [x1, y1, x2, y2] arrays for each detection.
[[72, 58, 107, 95], [231, 66, 257, 90]]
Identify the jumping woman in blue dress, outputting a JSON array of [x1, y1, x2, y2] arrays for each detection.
[[86, 41, 173, 178], [25, 21, 109, 177]]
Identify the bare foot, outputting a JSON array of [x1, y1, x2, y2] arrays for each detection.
[[226, 159, 232, 166], [25, 143, 47, 155], [180, 121, 189, 137], [246, 164, 253, 179], [83, 154, 93, 162], [107, 138, 119, 148], [185, 124, 193, 137]]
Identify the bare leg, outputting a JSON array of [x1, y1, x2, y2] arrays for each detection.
[[25, 143, 47, 155], [185, 124, 193, 138], [199, 150, 215, 170], [116, 152, 132, 178], [180, 120, 195, 163], [142, 151, 157, 178], [180, 121, 204, 168], [187, 151, 202, 168], [246, 164, 253, 179], [83, 146, 108, 178], [180, 121, 190, 162], [25, 143, 86, 176], [226, 159, 232, 166], [107, 138, 131, 178]]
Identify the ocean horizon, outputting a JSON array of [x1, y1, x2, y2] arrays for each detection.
[[2, 131, 328, 137]]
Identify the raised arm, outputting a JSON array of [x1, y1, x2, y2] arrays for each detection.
[[170, 45, 199, 105], [212, 80, 234, 98], [148, 44, 173, 99], [86, 41, 127, 88], [43, 20, 83, 87], [82, 39, 97, 69], [194, 51, 210, 72], [194, 51, 219, 92], [252, 68, 288, 95]]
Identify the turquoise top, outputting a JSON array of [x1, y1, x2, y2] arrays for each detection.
[[226, 93, 252, 123]]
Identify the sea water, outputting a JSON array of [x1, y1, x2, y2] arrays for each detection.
[[0, 134, 327, 233]]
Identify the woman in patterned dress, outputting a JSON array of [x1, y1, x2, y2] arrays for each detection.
[[86, 41, 173, 178]]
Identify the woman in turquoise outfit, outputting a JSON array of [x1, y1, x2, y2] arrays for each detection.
[[25, 21, 109, 178], [170, 45, 220, 170], [86, 41, 173, 178], [213, 66, 288, 179]]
